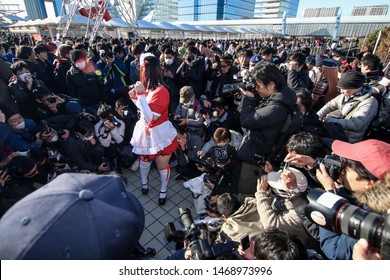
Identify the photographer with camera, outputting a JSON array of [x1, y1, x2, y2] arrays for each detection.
[[0, 155, 38, 217], [237, 61, 297, 194], [164, 207, 236, 260], [176, 45, 206, 99], [287, 139, 390, 259], [161, 48, 181, 113], [32, 86, 84, 121], [173, 86, 205, 138], [8, 60, 46, 121], [4, 108, 49, 152], [97, 50, 128, 99], [286, 52, 311, 90], [199, 127, 237, 197], [175, 127, 204, 181], [61, 118, 110, 174], [94, 104, 125, 167], [202, 97, 241, 142]]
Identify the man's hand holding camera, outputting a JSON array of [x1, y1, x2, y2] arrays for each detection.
[[103, 118, 115, 131], [163, 69, 173, 78], [0, 170, 11, 189], [46, 94, 64, 114], [316, 163, 337, 192]]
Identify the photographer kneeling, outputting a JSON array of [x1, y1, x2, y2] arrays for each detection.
[[94, 103, 125, 168], [285, 139, 390, 259]]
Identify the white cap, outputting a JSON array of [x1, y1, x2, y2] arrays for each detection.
[[267, 167, 308, 193]]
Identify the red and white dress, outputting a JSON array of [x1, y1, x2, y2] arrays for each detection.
[[130, 86, 178, 156]]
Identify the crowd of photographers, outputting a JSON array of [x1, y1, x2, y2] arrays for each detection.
[[0, 33, 389, 260]]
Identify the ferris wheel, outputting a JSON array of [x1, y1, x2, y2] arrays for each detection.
[[59, 0, 139, 42]]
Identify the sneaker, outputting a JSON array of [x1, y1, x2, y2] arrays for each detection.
[[130, 159, 140, 172]]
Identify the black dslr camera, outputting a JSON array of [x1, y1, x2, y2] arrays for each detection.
[[305, 188, 390, 260], [221, 74, 256, 98], [47, 96, 57, 104], [203, 173, 219, 185], [195, 156, 216, 172], [107, 116, 121, 127], [313, 155, 342, 181], [254, 153, 267, 167], [164, 208, 236, 259]]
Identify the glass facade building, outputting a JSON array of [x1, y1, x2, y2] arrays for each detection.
[[178, 0, 256, 21], [254, 0, 299, 18], [24, 0, 47, 20], [24, 0, 63, 20]]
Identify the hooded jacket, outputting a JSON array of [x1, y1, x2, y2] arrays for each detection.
[[238, 86, 297, 165]]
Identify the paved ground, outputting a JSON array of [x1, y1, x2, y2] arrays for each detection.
[[122, 165, 196, 260]]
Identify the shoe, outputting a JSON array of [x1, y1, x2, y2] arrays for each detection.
[[174, 174, 188, 181], [141, 182, 149, 195], [158, 191, 167, 205]]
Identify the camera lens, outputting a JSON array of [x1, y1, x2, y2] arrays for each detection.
[[306, 188, 386, 249]]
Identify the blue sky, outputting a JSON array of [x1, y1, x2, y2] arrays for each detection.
[[2, 0, 390, 18], [297, 0, 390, 16]]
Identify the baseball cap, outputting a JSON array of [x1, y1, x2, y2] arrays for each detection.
[[332, 139, 390, 180], [0, 173, 145, 259], [179, 86, 194, 104], [322, 58, 340, 68], [267, 167, 308, 193], [250, 55, 261, 63]]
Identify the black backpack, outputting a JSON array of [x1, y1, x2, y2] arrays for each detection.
[[365, 89, 390, 142]]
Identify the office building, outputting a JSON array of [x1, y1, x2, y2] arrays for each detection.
[[254, 0, 299, 18], [352, 5, 388, 16], [178, 0, 256, 21], [303, 7, 339, 18]]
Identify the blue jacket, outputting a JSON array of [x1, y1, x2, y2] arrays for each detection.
[[98, 58, 128, 89], [6, 119, 41, 151], [319, 187, 357, 260]]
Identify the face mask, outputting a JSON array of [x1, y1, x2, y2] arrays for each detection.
[[217, 142, 227, 146], [83, 135, 94, 141], [75, 61, 86, 69], [14, 121, 25, 130], [50, 132, 58, 142], [212, 110, 219, 118], [165, 58, 173, 65], [18, 73, 29, 83]]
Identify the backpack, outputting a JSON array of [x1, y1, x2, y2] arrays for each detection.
[[365, 89, 390, 142], [311, 79, 328, 97]]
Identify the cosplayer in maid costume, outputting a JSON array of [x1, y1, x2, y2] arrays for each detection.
[[130, 54, 178, 205]]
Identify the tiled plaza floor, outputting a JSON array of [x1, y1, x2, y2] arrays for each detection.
[[122, 166, 196, 260]]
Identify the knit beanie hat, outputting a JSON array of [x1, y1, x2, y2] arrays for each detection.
[[338, 70, 365, 89]]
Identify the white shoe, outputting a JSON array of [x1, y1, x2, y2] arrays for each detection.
[[130, 159, 140, 172]]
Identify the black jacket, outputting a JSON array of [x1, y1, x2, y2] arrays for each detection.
[[238, 86, 297, 165], [162, 61, 181, 113], [66, 66, 104, 106]]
